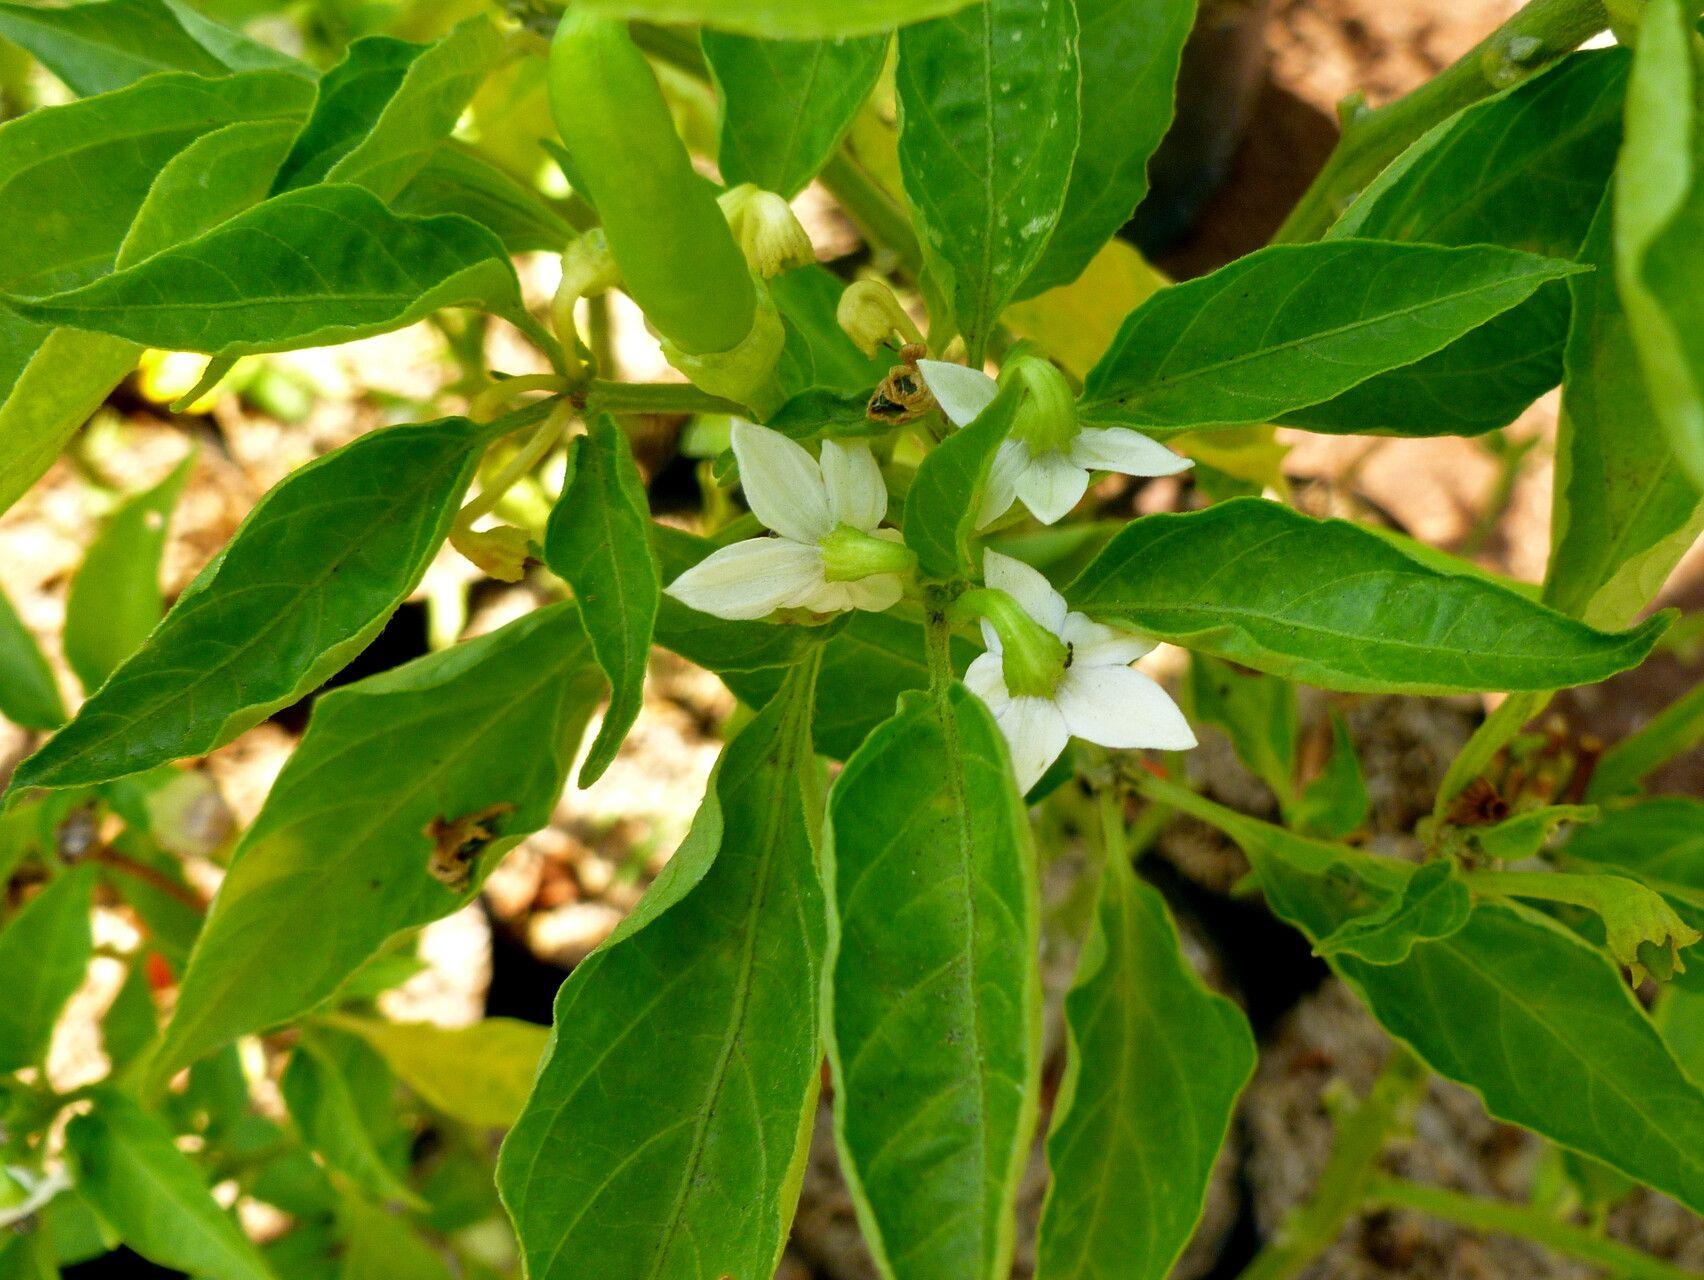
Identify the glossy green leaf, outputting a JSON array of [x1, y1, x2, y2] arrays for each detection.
[[1067, 498, 1668, 694], [1562, 798, 1704, 932], [1291, 49, 1628, 436], [13, 415, 493, 794], [5, 184, 536, 359], [1547, 193, 1704, 628], [1078, 242, 1583, 431], [328, 1015, 548, 1129], [577, 0, 977, 38], [1035, 852, 1253, 1280], [1166, 784, 1704, 1215], [499, 661, 824, 1280], [826, 684, 1041, 1280], [322, 17, 504, 201], [0, 332, 138, 520], [282, 1032, 418, 1206], [1313, 859, 1471, 964], [0, 866, 93, 1072], [545, 417, 660, 786], [155, 604, 601, 1077], [1620, 0, 1704, 489], [393, 146, 575, 255], [0, 583, 65, 730], [704, 30, 887, 198], [897, 0, 1080, 358], [1018, 0, 1195, 299], [903, 380, 1019, 580], [0, 0, 302, 97], [66, 1090, 274, 1280], [63, 453, 192, 693]]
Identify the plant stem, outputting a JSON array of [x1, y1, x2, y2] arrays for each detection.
[[1237, 1049, 1425, 1280], [1364, 1175, 1701, 1280], [1274, 0, 1612, 243], [819, 150, 925, 276], [1433, 689, 1551, 821], [583, 380, 746, 418], [925, 602, 957, 695]]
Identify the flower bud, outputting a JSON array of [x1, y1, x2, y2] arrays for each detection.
[[837, 280, 924, 357], [956, 586, 1069, 699], [1003, 353, 1078, 456], [719, 184, 815, 279], [451, 524, 534, 582], [820, 525, 917, 583]]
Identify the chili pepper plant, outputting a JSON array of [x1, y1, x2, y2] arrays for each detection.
[[0, 0, 1703, 1278]]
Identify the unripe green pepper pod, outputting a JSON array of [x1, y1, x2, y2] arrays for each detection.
[[548, 13, 756, 357]]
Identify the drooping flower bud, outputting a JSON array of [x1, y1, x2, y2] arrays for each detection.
[[837, 280, 924, 357], [1002, 351, 1078, 457], [956, 585, 1069, 699], [719, 184, 815, 279], [451, 524, 534, 582]]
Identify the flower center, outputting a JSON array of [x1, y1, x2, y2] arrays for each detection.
[[957, 586, 1069, 698], [820, 524, 918, 583]]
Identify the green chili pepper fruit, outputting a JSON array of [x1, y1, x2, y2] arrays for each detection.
[[659, 276, 786, 417], [548, 13, 757, 357]]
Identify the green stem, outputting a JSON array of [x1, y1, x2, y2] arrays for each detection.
[[925, 603, 957, 695], [1274, 0, 1612, 243], [1237, 1049, 1426, 1280], [1433, 690, 1551, 821], [1364, 1176, 1701, 1280], [583, 380, 747, 418], [1588, 678, 1704, 800], [819, 150, 925, 276]]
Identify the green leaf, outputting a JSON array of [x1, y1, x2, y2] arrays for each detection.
[[1035, 853, 1254, 1280], [0, 332, 138, 520], [321, 17, 504, 201], [703, 30, 887, 199], [338, 1197, 455, 1280], [63, 453, 193, 692], [1547, 190, 1704, 628], [155, 604, 601, 1077], [1066, 498, 1668, 694], [1588, 681, 1704, 801], [273, 36, 417, 191], [575, 0, 979, 38], [545, 417, 660, 786], [393, 146, 575, 256], [0, 0, 303, 97], [4, 184, 535, 358], [0, 583, 65, 730], [903, 380, 1019, 580], [327, 1015, 548, 1129], [1466, 803, 1598, 863], [1314, 859, 1471, 964], [826, 684, 1041, 1280], [12, 414, 493, 794], [1291, 710, 1370, 840], [897, 0, 1080, 358], [66, 1090, 274, 1280], [1162, 782, 1704, 1215], [1185, 653, 1297, 805], [1292, 49, 1628, 436], [1078, 242, 1583, 431], [282, 1031, 419, 1207], [772, 263, 896, 396], [499, 660, 824, 1280], [0, 865, 93, 1072], [1562, 798, 1704, 932], [101, 956, 159, 1072], [1017, 0, 1195, 299], [1620, 0, 1704, 489]]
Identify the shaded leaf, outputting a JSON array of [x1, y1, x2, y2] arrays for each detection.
[[1186, 653, 1297, 805], [827, 684, 1041, 1280], [0, 866, 93, 1072], [705, 30, 887, 198], [67, 1090, 274, 1280], [1292, 710, 1370, 840], [329, 1015, 549, 1129], [63, 453, 192, 692], [499, 661, 824, 1280], [1018, 0, 1195, 299], [577, 0, 978, 39], [154, 604, 601, 1076], [0, 583, 65, 730], [903, 380, 1019, 580], [1314, 859, 1471, 964], [1067, 498, 1668, 694], [274, 36, 419, 191], [772, 264, 895, 396], [545, 417, 660, 786], [12, 414, 494, 793], [1036, 851, 1254, 1280], [282, 1031, 418, 1206], [1079, 242, 1582, 431], [897, 0, 1079, 358], [394, 146, 575, 255]]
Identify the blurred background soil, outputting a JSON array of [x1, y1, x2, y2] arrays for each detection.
[[3, 0, 1701, 1277]]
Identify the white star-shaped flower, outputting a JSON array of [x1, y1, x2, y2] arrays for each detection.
[[916, 359, 1192, 527], [965, 550, 1195, 792], [665, 421, 908, 621]]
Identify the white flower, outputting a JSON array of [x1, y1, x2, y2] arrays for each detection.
[[665, 421, 908, 621], [965, 551, 1195, 792], [916, 359, 1192, 527]]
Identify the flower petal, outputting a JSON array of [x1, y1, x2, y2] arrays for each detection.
[[995, 696, 1069, 793], [1056, 664, 1196, 751], [916, 359, 998, 427], [1068, 427, 1193, 477], [983, 549, 1068, 634], [664, 537, 824, 621], [840, 572, 904, 614], [964, 651, 1009, 711], [1014, 450, 1090, 524], [820, 438, 887, 530], [1061, 612, 1154, 667], [731, 420, 833, 544], [976, 439, 1028, 529]]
